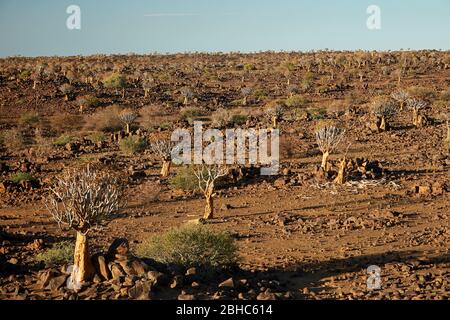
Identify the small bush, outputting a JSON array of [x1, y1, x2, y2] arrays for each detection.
[[285, 94, 309, 108], [211, 108, 247, 128], [35, 242, 73, 266], [180, 107, 204, 125], [83, 105, 123, 133], [432, 100, 448, 111], [19, 112, 40, 126], [10, 172, 37, 184], [119, 135, 147, 154], [53, 135, 73, 146], [103, 73, 126, 89], [407, 86, 436, 102], [136, 224, 237, 269], [169, 166, 199, 191], [76, 94, 100, 109], [1, 129, 26, 151], [19, 70, 31, 80], [86, 132, 106, 144]]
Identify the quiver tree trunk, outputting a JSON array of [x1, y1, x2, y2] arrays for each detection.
[[33, 81, 37, 90], [321, 151, 330, 172], [183, 96, 188, 105], [272, 116, 278, 128], [125, 123, 130, 134], [204, 183, 214, 220], [379, 116, 388, 131], [144, 89, 149, 98], [412, 109, 419, 127], [334, 158, 348, 185], [73, 232, 94, 285], [160, 159, 171, 177], [242, 96, 247, 106], [122, 88, 125, 99]]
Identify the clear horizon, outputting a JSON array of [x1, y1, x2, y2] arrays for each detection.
[[1, 0, 449, 58]]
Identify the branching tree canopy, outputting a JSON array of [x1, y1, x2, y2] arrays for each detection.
[[45, 167, 122, 285]]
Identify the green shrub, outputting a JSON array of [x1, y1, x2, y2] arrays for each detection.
[[169, 166, 199, 191], [76, 94, 100, 109], [35, 242, 73, 266], [19, 70, 31, 80], [136, 224, 237, 269], [19, 112, 40, 126], [86, 132, 106, 144], [308, 107, 327, 120], [53, 135, 73, 146], [103, 73, 126, 89], [119, 135, 147, 154], [230, 113, 247, 126], [10, 172, 37, 184], [180, 107, 204, 125], [285, 94, 309, 108]]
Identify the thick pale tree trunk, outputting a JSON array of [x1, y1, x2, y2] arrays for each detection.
[[183, 97, 188, 105], [144, 89, 148, 98], [272, 116, 278, 128], [380, 116, 387, 131], [73, 232, 94, 284], [321, 151, 330, 171], [33, 81, 37, 90], [412, 109, 418, 127], [203, 184, 214, 220], [122, 88, 125, 99], [126, 123, 130, 134], [161, 160, 171, 177], [334, 158, 347, 185]]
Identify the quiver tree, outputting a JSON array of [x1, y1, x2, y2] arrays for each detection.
[[241, 87, 252, 106], [371, 100, 398, 132], [180, 86, 194, 105], [59, 83, 74, 101], [333, 144, 351, 185], [103, 73, 127, 98], [407, 98, 428, 127], [265, 102, 285, 128], [315, 125, 345, 172], [142, 77, 155, 98], [45, 167, 121, 286], [150, 140, 177, 177], [31, 65, 44, 90], [118, 109, 138, 134], [194, 164, 228, 220], [391, 90, 410, 111]]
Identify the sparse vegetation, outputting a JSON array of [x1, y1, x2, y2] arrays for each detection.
[[119, 135, 147, 154], [136, 224, 237, 270], [35, 242, 74, 266]]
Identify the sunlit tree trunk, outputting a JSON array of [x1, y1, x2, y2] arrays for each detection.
[[321, 151, 330, 171], [161, 160, 171, 177], [73, 232, 94, 284], [334, 158, 347, 185], [204, 184, 214, 220]]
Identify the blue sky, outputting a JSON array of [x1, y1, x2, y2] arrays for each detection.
[[0, 0, 449, 57]]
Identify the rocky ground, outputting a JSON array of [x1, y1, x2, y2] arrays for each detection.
[[0, 52, 449, 300]]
